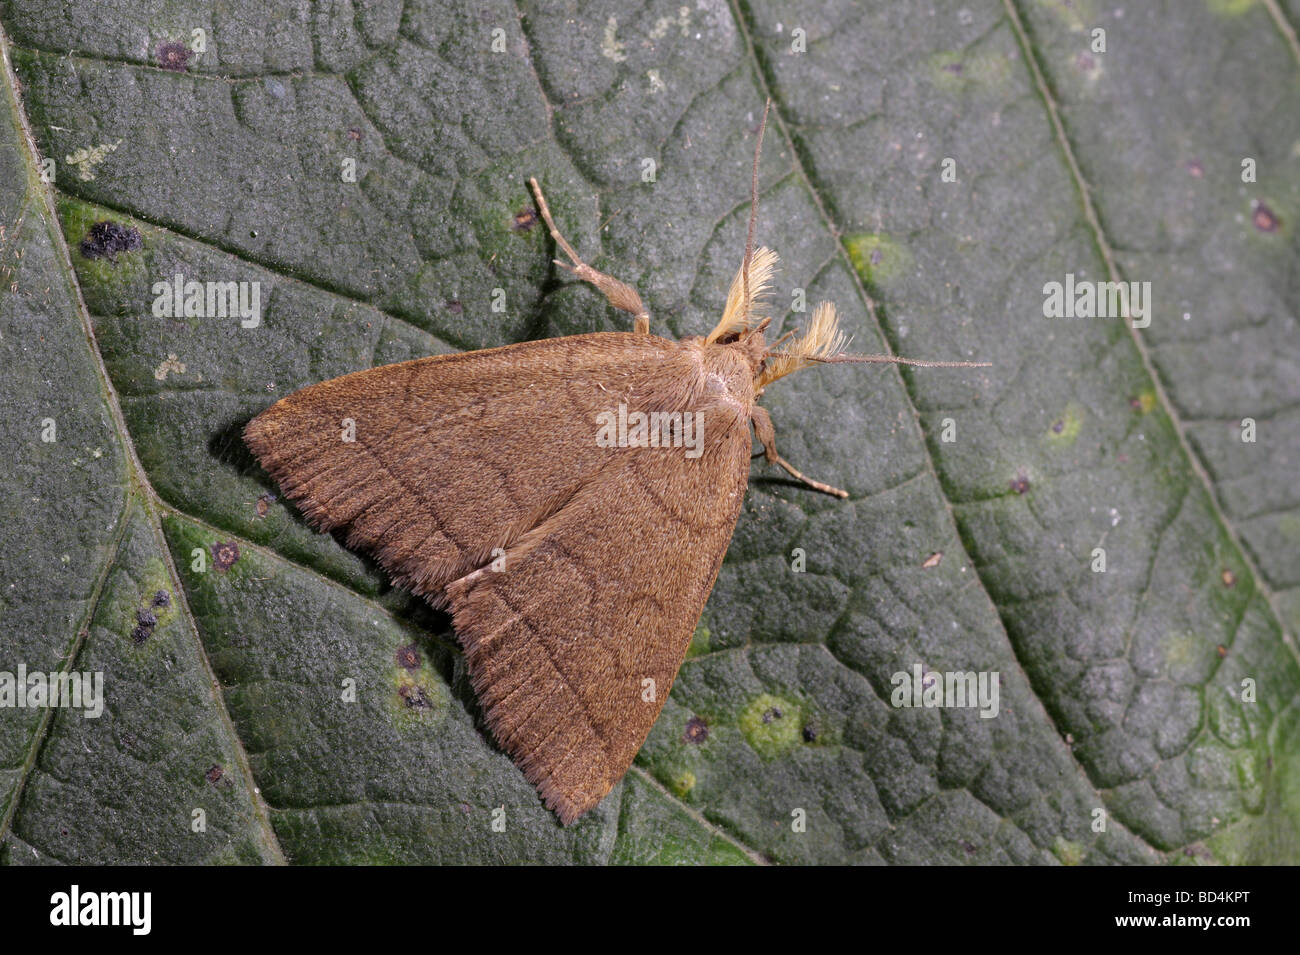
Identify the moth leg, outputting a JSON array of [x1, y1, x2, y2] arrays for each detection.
[[750, 406, 849, 499], [528, 177, 652, 334]]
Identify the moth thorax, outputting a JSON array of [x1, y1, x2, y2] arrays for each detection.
[[694, 344, 756, 413]]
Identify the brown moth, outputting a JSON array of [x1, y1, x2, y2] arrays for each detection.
[[243, 104, 987, 824]]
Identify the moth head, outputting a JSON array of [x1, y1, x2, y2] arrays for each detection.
[[703, 245, 850, 391], [703, 100, 989, 394]]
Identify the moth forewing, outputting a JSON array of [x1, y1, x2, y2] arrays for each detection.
[[244, 331, 758, 823]]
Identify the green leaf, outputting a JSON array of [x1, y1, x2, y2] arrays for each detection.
[[1, 0, 1297, 864]]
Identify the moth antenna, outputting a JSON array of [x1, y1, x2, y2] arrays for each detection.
[[709, 246, 778, 344], [806, 354, 993, 368], [743, 98, 771, 325], [756, 301, 845, 387], [705, 104, 779, 346], [757, 301, 991, 388], [768, 328, 797, 350]]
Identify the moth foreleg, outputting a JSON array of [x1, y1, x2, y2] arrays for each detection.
[[528, 177, 652, 334], [750, 406, 849, 498]]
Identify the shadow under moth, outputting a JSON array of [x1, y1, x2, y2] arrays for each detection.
[[243, 105, 987, 824]]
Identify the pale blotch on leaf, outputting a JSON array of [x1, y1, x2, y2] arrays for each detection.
[[1036, 0, 1089, 32], [685, 622, 711, 659], [1051, 836, 1086, 866], [1207, 0, 1261, 17], [1129, 391, 1157, 415], [926, 49, 1013, 92], [1045, 402, 1084, 446], [601, 16, 627, 62], [153, 353, 186, 381], [131, 560, 176, 643], [65, 141, 121, 182], [1162, 630, 1208, 678], [844, 233, 909, 286], [739, 693, 804, 760], [671, 770, 696, 797], [390, 661, 448, 730]]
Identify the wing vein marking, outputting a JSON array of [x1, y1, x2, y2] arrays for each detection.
[[487, 587, 613, 762]]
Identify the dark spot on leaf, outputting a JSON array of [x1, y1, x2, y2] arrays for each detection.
[[762, 705, 783, 724], [682, 715, 709, 744], [1221, 569, 1236, 587], [255, 492, 276, 518], [151, 589, 170, 608], [399, 684, 433, 709], [205, 764, 224, 784], [962, 840, 977, 855], [1252, 201, 1280, 233], [211, 541, 240, 571], [1009, 476, 1030, 495], [942, 63, 962, 74], [80, 221, 142, 260], [512, 206, 538, 232], [802, 724, 818, 742], [1051, 419, 1065, 434], [347, 127, 362, 141], [395, 643, 421, 670], [157, 41, 192, 72], [445, 300, 463, 314], [130, 606, 157, 644], [459, 802, 472, 814], [121, 732, 136, 748], [869, 249, 883, 265]]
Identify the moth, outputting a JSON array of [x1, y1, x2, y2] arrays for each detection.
[[243, 105, 986, 824]]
